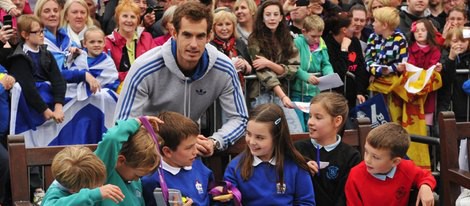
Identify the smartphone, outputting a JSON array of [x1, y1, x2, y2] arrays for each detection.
[[296, 0, 309, 7], [3, 15, 13, 29], [153, 188, 183, 206]]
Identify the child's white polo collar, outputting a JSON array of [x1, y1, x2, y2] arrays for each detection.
[[252, 156, 276, 166], [161, 159, 192, 175]]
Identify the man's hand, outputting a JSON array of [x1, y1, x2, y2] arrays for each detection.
[[416, 184, 434, 206], [100, 184, 125, 203], [196, 135, 215, 157]]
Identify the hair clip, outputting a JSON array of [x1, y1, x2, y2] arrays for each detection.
[[410, 21, 417, 33], [274, 117, 281, 125]]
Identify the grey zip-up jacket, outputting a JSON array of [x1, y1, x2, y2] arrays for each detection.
[[115, 39, 248, 150]]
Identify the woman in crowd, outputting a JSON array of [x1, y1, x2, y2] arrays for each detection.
[[247, 0, 299, 110], [60, 0, 94, 47], [104, 0, 156, 92], [210, 7, 252, 86], [324, 12, 369, 110], [233, 0, 257, 44], [442, 6, 468, 37], [153, 5, 177, 46]]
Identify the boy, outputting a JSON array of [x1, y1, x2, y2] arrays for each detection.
[[142, 111, 213, 206], [82, 26, 119, 92], [292, 14, 334, 132], [95, 116, 161, 206], [42, 146, 125, 205], [345, 123, 436, 206]]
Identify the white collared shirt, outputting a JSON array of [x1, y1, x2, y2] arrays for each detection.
[[161, 159, 192, 175], [252, 156, 276, 166], [371, 166, 397, 181], [23, 43, 39, 54], [310, 135, 342, 152]]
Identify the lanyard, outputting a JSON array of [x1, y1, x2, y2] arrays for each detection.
[[139, 116, 169, 203]]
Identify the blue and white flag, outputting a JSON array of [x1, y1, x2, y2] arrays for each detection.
[[350, 93, 390, 128], [10, 52, 119, 148]]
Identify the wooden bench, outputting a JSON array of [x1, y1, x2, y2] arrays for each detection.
[[439, 111, 470, 206], [208, 117, 371, 181], [8, 135, 97, 206]]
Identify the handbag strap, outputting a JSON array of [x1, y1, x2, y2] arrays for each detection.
[[139, 116, 169, 203]]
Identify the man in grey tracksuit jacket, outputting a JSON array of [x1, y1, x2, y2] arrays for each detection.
[[114, 37, 248, 153]]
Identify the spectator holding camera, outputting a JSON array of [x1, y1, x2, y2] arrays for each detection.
[[104, 0, 156, 93]]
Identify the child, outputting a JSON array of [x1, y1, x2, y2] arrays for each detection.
[[42, 146, 125, 205], [142, 111, 213, 206], [395, 19, 443, 169], [0, 65, 14, 206], [7, 15, 66, 123], [94, 116, 162, 206], [365, 6, 407, 100], [222, 103, 315, 205], [295, 92, 361, 206], [345, 123, 436, 206], [292, 15, 334, 132], [247, 0, 299, 110], [82, 26, 119, 92]]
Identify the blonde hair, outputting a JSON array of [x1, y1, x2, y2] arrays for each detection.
[[444, 27, 468, 48], [17, 15, 43, 41], [34, 0, 60, 19], [213, 8, 238, 38], [303, 15, 324, 32], [367, 0, 391, 12], [51, 146, 106, 192], [373, 7, 399, 30], [115, 0, 141, 28], [120, 126, 160, 172], [83, 26, 105, 41], [366, 123, 410, 158], [233, 0, 257, 16], [161, 5, 178, 33], [60, 0, 94, 27]]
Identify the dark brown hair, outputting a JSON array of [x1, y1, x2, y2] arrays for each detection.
[[237, 103, 309, 185], [172, 2, 213, 35]]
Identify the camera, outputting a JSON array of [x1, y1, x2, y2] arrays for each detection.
[[145, 5, 165, 21], [2, 15, 13, 30]]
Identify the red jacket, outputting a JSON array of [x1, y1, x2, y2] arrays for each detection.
[[104, 27, 156, 82], [408, 42, 441, 113]]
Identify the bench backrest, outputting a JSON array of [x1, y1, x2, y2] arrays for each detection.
[[8, 135, 97, 205], [439, 111, 470, 206]]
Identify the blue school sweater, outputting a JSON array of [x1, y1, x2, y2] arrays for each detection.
[[141, 158, 214, 206], [224, 154, 316, 205]]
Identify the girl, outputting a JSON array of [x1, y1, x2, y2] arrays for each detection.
[[233, 0, 257, 45], [323, 12, 369, 114], [105, 0, 156, 92], [397, 19, 442, 132], [295, 92, 361, 206], [247, 0, 299, 109], [393, 19, 442, 170], [440, 27, 470, 122], [210, 8, 252, 86], [60, 0, 94, 47], [224, 103, 315, 205]]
